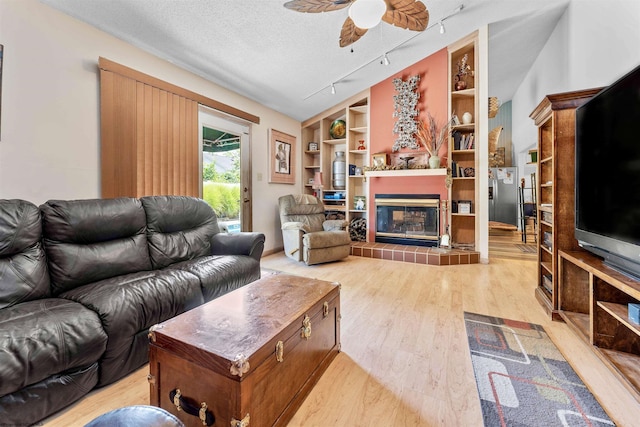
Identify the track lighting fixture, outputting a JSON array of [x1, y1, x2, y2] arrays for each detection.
[[303, 4, 465, 100]]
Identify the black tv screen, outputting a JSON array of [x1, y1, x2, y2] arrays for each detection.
[[575, 63, 640, 278]]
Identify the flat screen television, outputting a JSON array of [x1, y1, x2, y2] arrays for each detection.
[[575, 63, 640, 280]]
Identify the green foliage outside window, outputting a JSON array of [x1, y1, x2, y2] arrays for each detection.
[[203, 182, 240, 220]]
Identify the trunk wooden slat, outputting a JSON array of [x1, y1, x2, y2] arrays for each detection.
[[148, 274, 341, 427]]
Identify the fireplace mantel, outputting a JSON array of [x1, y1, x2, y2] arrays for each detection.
[[364, 169, 447, 178]]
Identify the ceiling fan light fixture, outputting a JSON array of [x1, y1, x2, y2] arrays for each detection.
[[348, 0, 387, 29]]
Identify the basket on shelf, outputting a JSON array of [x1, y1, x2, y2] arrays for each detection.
[[488, 97, 500, 118]]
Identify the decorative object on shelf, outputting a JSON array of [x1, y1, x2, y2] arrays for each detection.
[[416, 112, 455, 168], [392, 75, 421, 152], [372, 152, 389, 168], [354, 166, 362, 176], [348, 163, 356, 176], [461, 112, 473, 124], [463, 167, 475, 177], [332, 151, 346, 189], [357, 139, 366, 150], [269, 129, 296, 184], [488, 96, 500, 118], [400, 156, 415, 169], [308, 177, 315, 185], [283, 0, 429, 48], [458, 200, 472, 214], [454, 53, 474, 91], [489, 147, 505, 168], [308, 142, 318, 151], [354, 195, 366, 211], [528, 149, 538, 163], [329, 119, 346, 139], [428, 155, 441, 169], [312, 171, 324, 197]]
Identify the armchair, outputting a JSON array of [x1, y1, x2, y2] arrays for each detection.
[[278, 194, 351, 265]]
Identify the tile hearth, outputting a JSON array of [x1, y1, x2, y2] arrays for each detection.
[[350, 242, 480, 265]]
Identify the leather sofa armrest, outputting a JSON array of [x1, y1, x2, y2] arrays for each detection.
[[323, 219, 348, 231], [211, 232, 265, 261]]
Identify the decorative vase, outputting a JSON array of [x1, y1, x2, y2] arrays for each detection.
[[462, 112, 473, 124], [454, 74, 467, 91], [332, 151, 346, 189], [429, 155, 441, 169]]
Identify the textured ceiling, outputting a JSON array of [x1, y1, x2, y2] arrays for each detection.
[[39, 0, 569, 122]]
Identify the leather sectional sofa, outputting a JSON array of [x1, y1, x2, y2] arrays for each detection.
[[0, 196, 265, 425]]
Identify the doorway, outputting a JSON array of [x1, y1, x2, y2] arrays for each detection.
[[198, 106, 252, 231]]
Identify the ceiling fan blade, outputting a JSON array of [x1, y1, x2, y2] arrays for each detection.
[[284, 0, 354, 13], [382, 0, 429, 31], [339, 16, 368, 47]]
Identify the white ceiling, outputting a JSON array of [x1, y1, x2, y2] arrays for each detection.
[[39, 0, 569, 122]]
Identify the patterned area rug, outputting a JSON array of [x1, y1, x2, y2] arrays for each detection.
[[464, 312, 615, 426]]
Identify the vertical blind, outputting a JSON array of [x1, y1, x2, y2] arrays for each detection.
[[98, 57, 259, 199], [100, 69, 198, 198]]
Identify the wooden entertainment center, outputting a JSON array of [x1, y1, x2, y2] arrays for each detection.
[[532, 89, 640, 402]]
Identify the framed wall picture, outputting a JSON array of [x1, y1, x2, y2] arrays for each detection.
[[269, 129, 296, 184]]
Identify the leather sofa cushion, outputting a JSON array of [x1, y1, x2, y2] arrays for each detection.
[[0, 200, 51, 309], [167, 255, 261, 301], [0, 299, 107, 397], [40, 198, 152, 294], [60, 269, 204, 386], [0, 363, 99, 427], [141, 196, 220, 269]]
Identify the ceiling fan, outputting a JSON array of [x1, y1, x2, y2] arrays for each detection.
[[284, 0, 430, 47]]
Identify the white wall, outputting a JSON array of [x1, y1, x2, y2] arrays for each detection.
[[511, 0, 640, 165], [0, 0, 302, 252]]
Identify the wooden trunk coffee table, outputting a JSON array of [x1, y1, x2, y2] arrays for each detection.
[[148, 273, 341, 427]]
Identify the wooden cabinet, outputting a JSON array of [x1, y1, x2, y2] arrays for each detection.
[[301, 91, 369, 227], [448, 32, 479, 249], [529, 89, 601, 318], [559, 250, 640, 402]]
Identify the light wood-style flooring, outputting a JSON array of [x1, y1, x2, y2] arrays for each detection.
[[44, 254, 639, 426]]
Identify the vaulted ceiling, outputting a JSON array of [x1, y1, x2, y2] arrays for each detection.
[[40, 0, 569, 122]]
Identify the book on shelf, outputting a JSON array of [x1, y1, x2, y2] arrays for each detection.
[[458, 133, 475, 150]]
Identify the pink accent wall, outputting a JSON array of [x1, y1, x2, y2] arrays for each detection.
[[368, 48, 449, 241]]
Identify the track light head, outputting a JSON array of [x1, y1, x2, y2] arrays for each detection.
[[382, 53, 391, 66], [439, 22, 445, 34], [330, 83, 336, 95]]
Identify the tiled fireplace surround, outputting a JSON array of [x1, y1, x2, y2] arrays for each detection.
[[349, 192, 480, 265], [350, 241, 480, 265]]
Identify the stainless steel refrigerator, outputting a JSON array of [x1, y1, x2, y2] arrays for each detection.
[[488, 167, 518, 226]]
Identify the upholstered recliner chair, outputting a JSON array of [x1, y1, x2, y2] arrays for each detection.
[[278, 194, 351, 265]]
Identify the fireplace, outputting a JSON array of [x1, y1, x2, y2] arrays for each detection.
[[375, 194, 440, 247]]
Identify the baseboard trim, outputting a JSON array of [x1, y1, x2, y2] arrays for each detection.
[[262, 247, 284, 257]]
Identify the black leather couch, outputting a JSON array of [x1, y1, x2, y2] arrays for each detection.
[[0, 196, 265, 425]]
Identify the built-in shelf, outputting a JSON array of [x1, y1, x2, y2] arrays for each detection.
[[364, 169, 447, 178]]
